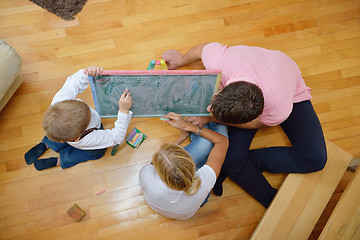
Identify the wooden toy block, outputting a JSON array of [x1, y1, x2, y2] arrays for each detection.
[[67, 204, 86, 222]]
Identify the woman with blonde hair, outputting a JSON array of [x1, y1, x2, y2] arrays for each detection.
[[139, 112, 228, 220]]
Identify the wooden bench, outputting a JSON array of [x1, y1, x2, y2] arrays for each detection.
[[318, 164, 360, 240], [250, 140, 353, 240]]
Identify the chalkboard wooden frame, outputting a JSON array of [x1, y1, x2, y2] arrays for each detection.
[[89, 70, 222, 118]]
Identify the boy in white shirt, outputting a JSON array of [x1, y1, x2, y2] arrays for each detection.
[[25, 65, 133, 170]]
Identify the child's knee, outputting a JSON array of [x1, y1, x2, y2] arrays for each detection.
[[209, 122, 228, 138]]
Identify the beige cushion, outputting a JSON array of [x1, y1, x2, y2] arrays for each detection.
[[0, 39, 22, 111]]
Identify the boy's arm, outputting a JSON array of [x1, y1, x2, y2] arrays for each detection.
[[69, 110, 133, 150], [162, 43, 208, 69], [51, 66, 103, 105], [105, 88, 133, 145], [69, 91, 133, 149]]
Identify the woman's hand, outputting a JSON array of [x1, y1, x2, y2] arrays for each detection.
[[173, 129, 190, 145], [185, 116, 211, 127], [162, 113, 191, 145], [179, 129, 189, 139], [162, 112, 194, 132]]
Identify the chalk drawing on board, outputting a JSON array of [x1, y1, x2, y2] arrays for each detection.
[[89, 70, 222, 118]]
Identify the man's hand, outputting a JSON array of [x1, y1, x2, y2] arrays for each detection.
[[161, 49, 183, 70], [185, 116, 211, 127]]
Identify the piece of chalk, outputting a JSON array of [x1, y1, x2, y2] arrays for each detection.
[[160, 118, 169, 121], [127, 129, 137, 141], [134, 135, 141, 146], [131, 134, 140, 144], [96, 190, 106, 195], [111, 144, 119, 156]]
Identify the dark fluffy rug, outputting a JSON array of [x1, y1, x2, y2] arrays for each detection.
[[29, 0, 88, 21]]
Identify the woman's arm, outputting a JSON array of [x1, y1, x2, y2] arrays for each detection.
[[163, 112, 228, 177], [173, 130, 189, 145], [201, 126, 228, 177]]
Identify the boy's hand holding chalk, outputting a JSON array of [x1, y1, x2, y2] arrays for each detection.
[[119, 89, 132, 113]]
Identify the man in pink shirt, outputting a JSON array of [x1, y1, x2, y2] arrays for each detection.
[[162, 43, 327, 207]]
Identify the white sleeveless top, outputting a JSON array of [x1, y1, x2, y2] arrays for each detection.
[[139, 164, 216, 220]]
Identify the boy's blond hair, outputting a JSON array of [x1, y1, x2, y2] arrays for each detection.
[[42, 100, 91, 142], [152, 143, 201, 195]]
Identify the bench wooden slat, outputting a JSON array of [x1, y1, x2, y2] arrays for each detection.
[[318, 164, 360, 240], [250, 140, 353, 240]]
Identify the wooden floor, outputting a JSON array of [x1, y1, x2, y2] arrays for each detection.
[[0, 0, 359, 239]]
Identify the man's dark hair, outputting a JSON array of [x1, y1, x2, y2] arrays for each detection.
[[210, 81, 264, 124]]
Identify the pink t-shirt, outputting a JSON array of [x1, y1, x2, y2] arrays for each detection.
[[202, 43, 312, 126]]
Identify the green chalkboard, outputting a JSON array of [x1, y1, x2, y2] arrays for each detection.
[[89, 70, 221, 118]]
